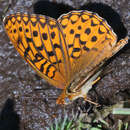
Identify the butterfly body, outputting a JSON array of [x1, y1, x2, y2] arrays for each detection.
[[3, 11, 128, 105]]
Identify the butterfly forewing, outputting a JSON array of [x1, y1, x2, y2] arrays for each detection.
[[4, 13, 71, 89]]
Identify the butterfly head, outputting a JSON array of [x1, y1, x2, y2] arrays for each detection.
[[56, 83, 82, 105], [56, 89, 73, 105]]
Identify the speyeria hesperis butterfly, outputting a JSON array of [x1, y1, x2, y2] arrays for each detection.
[[3, 11, 128, 105]]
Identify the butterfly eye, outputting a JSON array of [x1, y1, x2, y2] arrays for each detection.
[[64, 97, 71, 104]]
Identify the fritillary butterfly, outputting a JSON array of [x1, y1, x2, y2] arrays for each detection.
[[3, 11, 128, 105]]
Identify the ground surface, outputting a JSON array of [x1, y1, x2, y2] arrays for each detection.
[[0, 0, 130, 129]]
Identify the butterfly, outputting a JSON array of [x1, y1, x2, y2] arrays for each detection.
[[3, 10, 128, 105]]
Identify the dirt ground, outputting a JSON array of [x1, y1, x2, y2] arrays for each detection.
[[0, 0, 130, 129]]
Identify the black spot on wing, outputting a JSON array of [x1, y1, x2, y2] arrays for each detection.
[[13, 29, 16, 33], [71, 20, 77, 24], [33, 30, 38, 37], [91, 20, 98, 26], [19, 27, 22, 32], [72, 48, 81, 52], [98, 27, 105, 34], [91, 36, 97, 42], [85, 28, 91, 35], [54, 43, 61, 49], [89, 14, 94, 18], [35, 53, 44, 60], [70, 29, 74, 34], [83, 46, 90, 51], [68, 44, 73, 48], [48, 51, 55, 57], [24, 46, 30, 58], [79, 39, 86, 45], [25, 28, 29, 33], [100, 19, 105, 25], [37, 45, 44, 50], [26, 37, 32, 42], [51, 31, 56, 39], [42, 33, 48, 40], [75, 34, 80, 38], [32, 53, 44, 63], [40, 60, 47, 72], [78, 25, 82, 30]]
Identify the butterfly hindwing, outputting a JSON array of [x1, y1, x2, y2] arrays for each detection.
[[58, 11, 117, 79]]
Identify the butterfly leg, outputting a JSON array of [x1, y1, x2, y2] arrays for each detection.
[[84, 97, 100, 106], [82, 76, 101, 106], [92, 77, 101, 86]]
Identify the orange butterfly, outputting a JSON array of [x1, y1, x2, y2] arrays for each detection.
[[3, 11, 128, 105]]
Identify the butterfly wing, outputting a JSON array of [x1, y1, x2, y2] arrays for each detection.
[[58, 10, 118, 81], [3, 11, 128, 105], [3, 13, 71, 89]]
